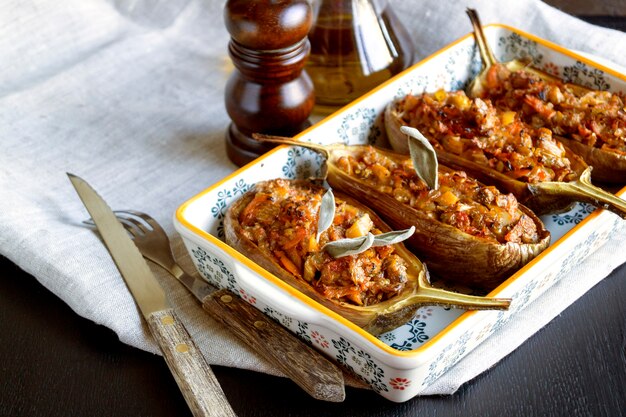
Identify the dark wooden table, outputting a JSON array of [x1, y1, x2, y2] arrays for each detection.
[[2, 6, 626, 417]]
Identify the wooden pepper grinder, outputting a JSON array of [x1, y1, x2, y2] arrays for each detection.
[[224, 0, 315, 167]]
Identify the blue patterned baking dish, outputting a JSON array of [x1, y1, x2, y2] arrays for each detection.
[[174, 25, 626, 402]]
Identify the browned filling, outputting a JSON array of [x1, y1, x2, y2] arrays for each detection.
[[238, 179, 408, 306], [335, 147, 540, 244], [477, 63, 626, 154], [399, 89, 578, 184]]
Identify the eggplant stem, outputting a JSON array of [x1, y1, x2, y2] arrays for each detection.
[[252, 133, 330, 159], [411, 286, 511, 310], [414, 272, 510, 310], [538, 167, 626, 219], [364, 274, 510, 335], [466, 8, 498, 68]]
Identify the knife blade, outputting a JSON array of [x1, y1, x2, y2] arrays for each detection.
[[67, 173, 236, 417]]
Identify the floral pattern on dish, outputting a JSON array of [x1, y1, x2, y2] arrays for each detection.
[[191, 246, 237, 292], [210, 179, 252, 238], [497, 32, 544, 65], [337, 107, 380, 145], [282, 147, 325, 179], [333, 337, 389, 393], [562, 61, 611, 90]]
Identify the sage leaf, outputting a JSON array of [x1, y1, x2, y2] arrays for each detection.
[[371, 226, 415, 247], [323, 233, 375, 258], [401, 125, 439, 190], [316, 188, 335, 241], [323, 226, 415, 258]]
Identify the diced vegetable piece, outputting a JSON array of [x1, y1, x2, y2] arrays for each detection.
[[442, 135, 464, 155], [434, 88, 447, 102], [449, 93, 471, 111], [346, 214, 374, 238], [501, 111, 516, 126], [276, 250, 301, 278], [435, 190, 459, 206]]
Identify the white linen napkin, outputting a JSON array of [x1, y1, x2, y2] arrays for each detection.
[[1, 0, 625, 395]]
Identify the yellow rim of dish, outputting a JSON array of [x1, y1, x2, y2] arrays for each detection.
[[176, 24, 626, 359]]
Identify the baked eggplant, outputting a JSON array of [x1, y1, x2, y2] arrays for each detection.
[[225, 178, 511, 335], [466, 8, 626, 184], [385, 90, 626, 218], [252, 136, 551, 289]]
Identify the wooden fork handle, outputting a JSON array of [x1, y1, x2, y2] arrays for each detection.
[[147, 308, 237, 417], [202, 289, 346, 402]]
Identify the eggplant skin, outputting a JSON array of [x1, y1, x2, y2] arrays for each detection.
[[556, 136, 626, 184], [223, 180, 430, 333], [326, 163, 551, 290]]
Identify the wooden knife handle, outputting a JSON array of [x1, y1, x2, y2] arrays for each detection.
[[147, 309, 237, 417], [202, 289, 345, 402]]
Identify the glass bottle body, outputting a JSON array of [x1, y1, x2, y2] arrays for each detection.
[[307, 0, 414, 112]]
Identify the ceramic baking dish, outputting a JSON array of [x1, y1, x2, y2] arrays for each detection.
[[174, 24, 626, 402]]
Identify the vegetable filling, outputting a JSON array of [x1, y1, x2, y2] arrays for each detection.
[[238, 179, 409, 306], [477, 63, 626, 155], [398, 90, 579, 183], [335, 147, 541, 245]]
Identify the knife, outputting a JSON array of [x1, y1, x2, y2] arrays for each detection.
[[67, 173, 237, 417], [83, 211, 346, 402]]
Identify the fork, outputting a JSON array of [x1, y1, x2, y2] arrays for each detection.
[[85, 210, 345, 402]]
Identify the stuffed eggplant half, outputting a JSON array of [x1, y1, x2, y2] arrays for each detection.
[[466, 8, 626, 184], [225, 178, 511, 335], [472, 62, 626, 184], [251, 137, 551, 289], [385, 90, 626, 218]]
